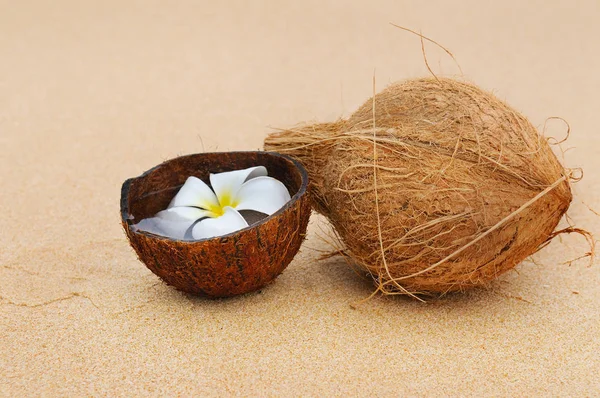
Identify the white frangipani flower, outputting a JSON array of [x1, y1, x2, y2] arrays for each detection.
[[134, 166, 291, 240]]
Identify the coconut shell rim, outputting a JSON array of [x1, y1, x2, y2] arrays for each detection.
[[120, 150, 309, 244]]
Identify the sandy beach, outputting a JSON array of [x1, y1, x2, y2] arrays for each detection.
[[1, 1, 599, 395]]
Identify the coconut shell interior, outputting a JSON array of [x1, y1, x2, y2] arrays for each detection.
[[120, 151, 310, 297]]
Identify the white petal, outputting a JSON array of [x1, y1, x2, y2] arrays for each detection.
[[234, 176, 291, 215], [156, 207, 214, 221], [169, 176, 220, 211], [191, 206, 249, 240], [209, 166, 267, 207], [133, 217, 195, 240]]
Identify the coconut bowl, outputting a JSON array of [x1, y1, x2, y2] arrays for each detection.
[[120, 151, 310, 297]]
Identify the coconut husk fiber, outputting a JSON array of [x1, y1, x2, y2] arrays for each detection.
[[265, 77, 576, 296]]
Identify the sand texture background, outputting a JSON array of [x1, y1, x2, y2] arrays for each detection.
[[1, 1, 599, 396]]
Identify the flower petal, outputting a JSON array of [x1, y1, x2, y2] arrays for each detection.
[[234, 176, 291, 215], [156, 207, 214, 221], [133, 217, 195, 240], [169, 176, 220, 211], [191, 206, 249, 240], [209, 166, 267, 207]]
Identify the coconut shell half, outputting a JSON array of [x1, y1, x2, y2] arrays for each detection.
[[120, 151, 311, 297]]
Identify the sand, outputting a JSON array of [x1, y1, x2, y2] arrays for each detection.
[[1, 1, 599, 396]]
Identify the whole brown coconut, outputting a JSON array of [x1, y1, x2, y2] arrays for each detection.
[[121, 151, 310, 297], [264, 77, 573, 296]]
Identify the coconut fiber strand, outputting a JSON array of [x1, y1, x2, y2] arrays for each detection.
[[265, 77, 573, 296]]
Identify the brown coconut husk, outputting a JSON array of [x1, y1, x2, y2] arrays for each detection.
[[121, 151, 311, 297], [265, 77, 583, 297]]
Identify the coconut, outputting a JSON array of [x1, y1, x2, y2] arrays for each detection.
[[121, 151, 310, 297], [264, 77, 574, 296]]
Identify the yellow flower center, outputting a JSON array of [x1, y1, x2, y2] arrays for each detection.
[[206, 192, 239, 217], [209, 205, 225, 217]]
